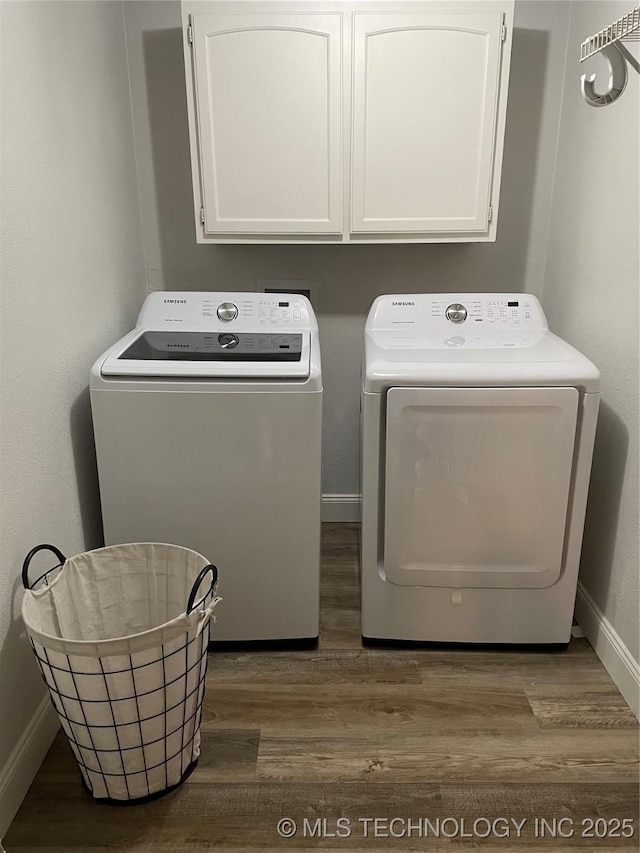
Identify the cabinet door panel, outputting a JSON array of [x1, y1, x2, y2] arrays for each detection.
[[351, 12, 503, 234], [192, 13, 342, 234]]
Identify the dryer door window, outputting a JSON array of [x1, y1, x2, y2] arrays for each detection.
[[383, 386, 579, 589]]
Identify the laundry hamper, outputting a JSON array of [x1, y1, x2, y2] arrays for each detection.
[[21, 542, 221, 804]]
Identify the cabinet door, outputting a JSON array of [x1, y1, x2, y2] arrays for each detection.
[[190, 13, 342, 234], [351, 11, 504, 234]]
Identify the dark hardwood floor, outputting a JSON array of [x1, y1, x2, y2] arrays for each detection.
[[5, 523, 638, 851]]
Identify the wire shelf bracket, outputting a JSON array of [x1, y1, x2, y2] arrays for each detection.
[[580, 5, 640, 107]]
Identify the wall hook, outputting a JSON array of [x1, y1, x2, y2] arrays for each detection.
[[581, 43, 628, 107], [580, 5, 640, 107]]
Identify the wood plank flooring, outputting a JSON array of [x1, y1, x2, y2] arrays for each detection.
[[5, 523, 638, 851]]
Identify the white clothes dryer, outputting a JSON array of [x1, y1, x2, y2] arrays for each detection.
[[361, 293, 600, 646], [91, 292, 322, 644]]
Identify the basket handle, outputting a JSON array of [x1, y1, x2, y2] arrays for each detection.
[[22, 544, 67, 590], [186, 564, 218, 615]]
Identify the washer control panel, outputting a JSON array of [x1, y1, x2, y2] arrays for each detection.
[[205, 296, 307, 326], [367, 293, 548, 332], [136, 292, 314, 331], [206, 296, 307, 326]]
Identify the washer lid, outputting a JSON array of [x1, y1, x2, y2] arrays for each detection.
[[100, 329, 311, 379]]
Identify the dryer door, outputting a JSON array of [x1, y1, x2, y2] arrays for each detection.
[[383, 386, 579, 588]]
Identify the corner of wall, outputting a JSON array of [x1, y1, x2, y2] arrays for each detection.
[[575, 583, 640, 721], [538, 0, 573, 305], [0, 697, 59, 838], [121, 0, 151, 296]]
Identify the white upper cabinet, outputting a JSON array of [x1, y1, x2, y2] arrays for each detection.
[[188, 12, 343, 234], [351, 11, 504, 235], [182, 2, 513, 243]]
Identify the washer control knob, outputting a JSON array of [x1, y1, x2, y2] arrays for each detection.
[[217, 302, 238, 322], [218, 333, 239, 349], [445, 303, 468, 323]]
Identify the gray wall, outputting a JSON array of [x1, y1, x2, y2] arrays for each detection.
[[541, 1, 639, 665], [0, 0, 146, 824], [123, 0, 571, 494], [0, 0, 637, 827]]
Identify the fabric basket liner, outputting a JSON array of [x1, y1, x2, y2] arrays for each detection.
[[21, 541, 221, 803]]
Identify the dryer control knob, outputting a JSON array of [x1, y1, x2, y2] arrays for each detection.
[[445, 303, 468, 323], [217, 302, 238, 322]]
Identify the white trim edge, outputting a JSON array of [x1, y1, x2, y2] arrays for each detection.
[[0, 694, 59, 837], [575, 581, 640, 721], [321, 494, 361, 523]]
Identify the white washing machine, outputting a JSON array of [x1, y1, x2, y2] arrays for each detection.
[[90, 292, 322, 643], [361, 293, 600, 646]]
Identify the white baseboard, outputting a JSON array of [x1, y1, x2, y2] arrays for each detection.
[[321, 494, 361, 523], [575, 582, 640, 721], [0, 694, 59, 838]]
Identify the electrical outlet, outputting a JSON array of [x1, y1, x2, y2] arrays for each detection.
[[257, 279, 318, 307]]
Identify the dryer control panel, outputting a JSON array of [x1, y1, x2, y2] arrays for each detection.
[[136, 292, 315, 331], [367, 293, 548, 332]]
